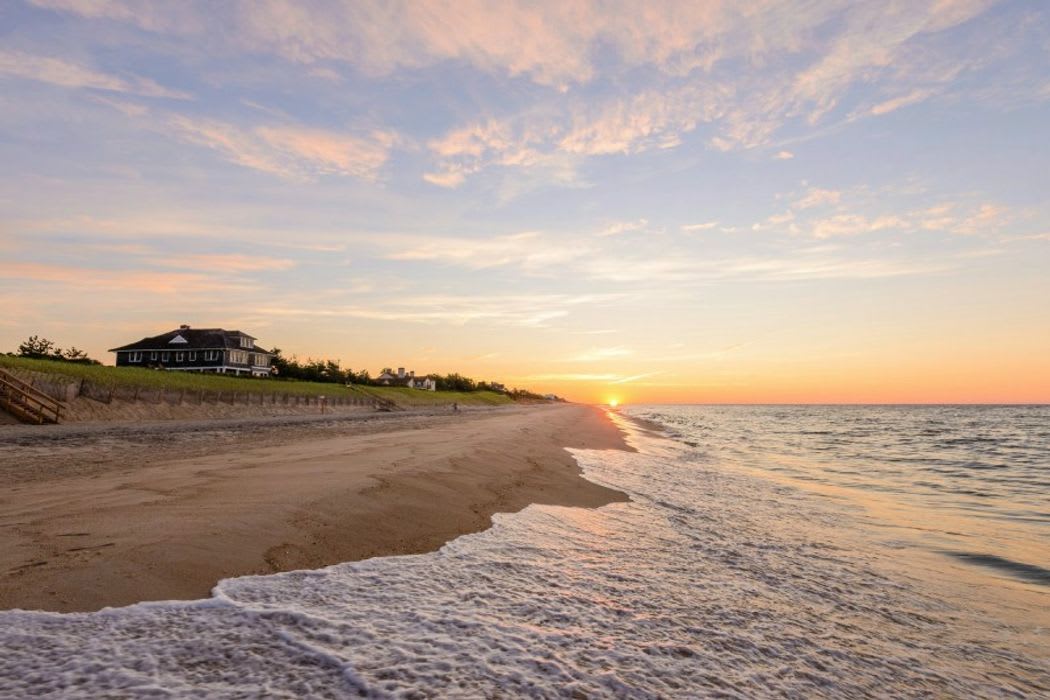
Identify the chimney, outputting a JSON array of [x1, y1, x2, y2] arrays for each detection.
[[179, 324, 191, 330], [397, 367, 405, 378], [409, 370, 415, 378]]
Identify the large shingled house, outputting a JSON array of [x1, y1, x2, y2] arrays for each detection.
[[109, 325, 274, 377]]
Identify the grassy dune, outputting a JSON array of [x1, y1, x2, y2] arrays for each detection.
[[0, 356, 513, 407]]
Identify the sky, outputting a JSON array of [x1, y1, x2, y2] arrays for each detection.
[[1, 0, 1048, 404]]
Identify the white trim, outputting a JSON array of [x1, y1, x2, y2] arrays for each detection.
[[163, 366, 253, 374]]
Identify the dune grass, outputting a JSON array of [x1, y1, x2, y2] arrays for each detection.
[[354, 385, 512, 406], [0, 356, 513, 406]]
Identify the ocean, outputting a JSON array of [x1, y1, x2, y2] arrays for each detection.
[[1, 405, 1048, 697]]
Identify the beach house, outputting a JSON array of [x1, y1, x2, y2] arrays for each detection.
[[109, 325, 274, 377], [377, 367, 437, 391]]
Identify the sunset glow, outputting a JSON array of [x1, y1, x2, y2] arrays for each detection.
[[1, 2, 1048, 403]]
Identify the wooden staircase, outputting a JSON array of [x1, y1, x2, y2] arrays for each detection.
[[0, 368, 66, 424]]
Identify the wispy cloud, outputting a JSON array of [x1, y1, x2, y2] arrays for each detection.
[[596, 219, 649, 237], [0, 262, 254, 294], [0, 49, 189, 99], [167, 116, 397, 180], [521, 370, 661, 384], [258, 292, 624, 328], [795, 188, 842, 210], [681, 221, 719, 232], [867, 88, 934, 116], [29, 1, 1017, 194], [153, 253, 296, 273], [566, 346, 635, 362], [381, 231, 589, 271]]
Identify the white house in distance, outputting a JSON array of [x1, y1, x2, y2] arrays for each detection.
[[376, 367, 437, 391]]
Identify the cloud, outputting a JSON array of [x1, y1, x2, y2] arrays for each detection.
[[0, 262, 253, 294], [153, 254, 297, 272], [167, 116, 396, 180], [422, 169, 466, 188], [258, 291, 623, 328], [597, 219, 649, 237], [31, 1, 1013, 192], [566, 347, 635, 362], [424, 85, 727, 186], [521, 370, 662, 384], [774, 150, 795, 160], [611, 371, 663, 385], [0, 49, 189, 99], [381, 231, 589, 271], [868, 88, 934, 116], [810, 214, 905, 239], [681, 221, 719, 232], [30, 1, 740, 89], [795, 187, 842, 210]]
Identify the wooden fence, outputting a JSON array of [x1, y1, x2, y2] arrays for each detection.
[[2, 368, 396, 413]]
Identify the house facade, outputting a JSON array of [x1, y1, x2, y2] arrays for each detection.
[[109, 325, 274, 377], [377, 367, 437, 391]]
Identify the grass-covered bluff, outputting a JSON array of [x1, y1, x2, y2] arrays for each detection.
[[0, 356, 513, 407]]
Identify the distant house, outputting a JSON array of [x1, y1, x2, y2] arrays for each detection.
[[408, 376, 437, 391], [109, 325, 274, 377], [377, 367, 437, 391]]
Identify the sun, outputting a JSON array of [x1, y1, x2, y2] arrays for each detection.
[[608, 398, 620, 408]]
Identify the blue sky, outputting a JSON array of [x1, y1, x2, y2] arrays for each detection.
[[1, 0, 1048, 401]]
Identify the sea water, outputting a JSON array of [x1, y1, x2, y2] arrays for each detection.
[[1, 406, 1048, 697]]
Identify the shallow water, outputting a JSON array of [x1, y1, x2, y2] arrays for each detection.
[[1, 406, 1048, 697], [627, 405, 1050, 593]]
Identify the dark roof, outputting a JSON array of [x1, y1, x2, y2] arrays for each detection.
[[109, 328, 272, 354]]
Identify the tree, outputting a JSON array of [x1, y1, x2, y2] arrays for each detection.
[[62, 347, 88, 361], [12, 336, 99, 364], [17, 335, 57, 359]]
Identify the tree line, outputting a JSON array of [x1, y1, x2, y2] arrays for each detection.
[[6, 337, 560, 399], [8, 335, 101, 364], [270, 350, 536, 395]]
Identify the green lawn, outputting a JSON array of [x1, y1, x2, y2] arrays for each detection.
[[0, 356, 513, 406]]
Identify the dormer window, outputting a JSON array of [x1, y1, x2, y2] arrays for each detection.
[[239, 336, 253, 349]]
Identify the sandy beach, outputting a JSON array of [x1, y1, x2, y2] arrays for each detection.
[[0, 404, 628, 612]]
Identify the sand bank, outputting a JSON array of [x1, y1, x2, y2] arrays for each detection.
[[0, 404, 628, 612]]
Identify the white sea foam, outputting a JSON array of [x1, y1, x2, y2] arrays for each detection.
[[1, 409, 1048, 697]]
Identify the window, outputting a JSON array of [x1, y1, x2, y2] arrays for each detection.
[[128, 352, 142, 363], [150, 352, 158, 361], [162, 352, 170, 362], [175, 352, 185, 362], [230, 350, 248, 364], [239, 336, 254, 349], [189, 351, 197, 361], [253, 354, 269, 367], [204, 350, 219, 362]]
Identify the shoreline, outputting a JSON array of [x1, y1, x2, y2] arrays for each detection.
[[0, 404, 629, 613]]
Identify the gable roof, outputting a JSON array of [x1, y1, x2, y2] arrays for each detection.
[[109, 328, 272, 354]]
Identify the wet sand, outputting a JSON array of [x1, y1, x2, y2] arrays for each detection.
[[0, 404, 629, 612]]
